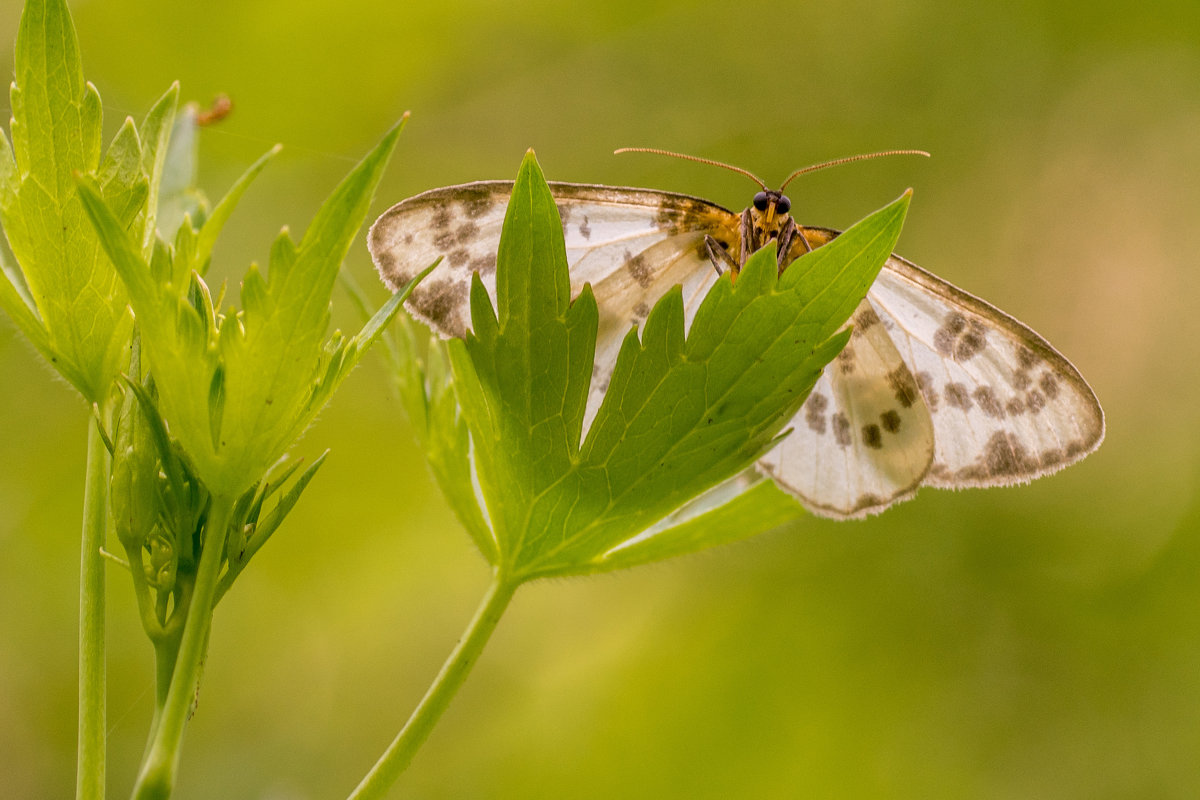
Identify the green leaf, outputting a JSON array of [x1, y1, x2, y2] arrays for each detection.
[[76, 172, 228, 490], [136, 83, 180, 253], [449, 152, 909, 580], [110, 362, 165, 555], [80, 119, 415, 500], [215, 451, 328, 604], [0, 0, 122, 403], [341, 271, 495, 556], [121, 374, 206, 558], [0, 236, 55, 369], [97, 118, 148, 233], [210, 123, 406, 493], [401, 315, 496, 560], [450, 152, 598, 570], [0, 0, 182, 406], [585, 478, 804, 574], [0, 127, 17, 204], [10, 0, 100, 198]]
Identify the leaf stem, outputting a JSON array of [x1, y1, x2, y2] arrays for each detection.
[[78, 419, 109, 800], [348, 569, 518, 799], [131, 495, 234, 800]]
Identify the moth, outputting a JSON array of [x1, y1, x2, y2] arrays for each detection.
[[369, 149, 1104, 519]]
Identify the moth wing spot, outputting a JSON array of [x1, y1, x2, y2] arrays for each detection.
[[915, 371, 939, 412], [837, 346, 857, 374], [416, 276, 471, 336], [973, 386, 1005, 419], [455, 221, 479, 244], [805, 392, 829, 434], [862, 423, 883, 450], [852, 493, 885, 513], [626, 252, 653, 289], [469, 253, 497, 275], [1039, 372, 1060, 399], [930, 462, 953, 481], [832, 412, 852, 447], [852, 307, 881, 335], [956, 431, 1047, 482], [886, 367, 919, 409], [981, 431, 1039, 477], [458, 186, 497, 219], [933, 312, 988, 361], [944, 382, 972, 411]]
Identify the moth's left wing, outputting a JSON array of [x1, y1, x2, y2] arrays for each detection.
[[369, 180, 738, 338], [370, 181, 739, 426], [549, 185, 739, 425], [371, 181, 515, 338]]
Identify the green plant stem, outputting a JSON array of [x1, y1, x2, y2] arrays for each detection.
[[131, 496, 234, 800], [348, 569, 518, 800], [78, 419, 109, 800], [137, 630, 182, 765]]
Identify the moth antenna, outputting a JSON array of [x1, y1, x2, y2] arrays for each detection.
[[778, 149, 930, 191], [614, 147, 768, 190]]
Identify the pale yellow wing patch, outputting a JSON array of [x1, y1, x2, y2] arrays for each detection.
[[756, 300, 936, 519]]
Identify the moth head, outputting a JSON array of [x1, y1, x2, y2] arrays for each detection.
[[615, 146, 929, 230], [751, 189, 793, 230]]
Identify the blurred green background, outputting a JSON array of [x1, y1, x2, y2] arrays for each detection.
[[1, 0, 1198, 797]]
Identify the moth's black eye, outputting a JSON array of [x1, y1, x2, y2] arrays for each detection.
[[753, 191, 770, 211], [774, 194, 792, 215]]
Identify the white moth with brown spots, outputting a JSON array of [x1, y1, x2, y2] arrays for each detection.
[[369, 151, 1104, 519]]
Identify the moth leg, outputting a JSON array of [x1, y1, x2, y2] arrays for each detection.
[[738, 207, 759, 265], [775, 218, 798, 273], [795, 225, 814, 253], [775, 219, 815, 274], [787, 219, 814, 254], [704, 235, 739, 277]]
